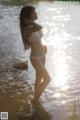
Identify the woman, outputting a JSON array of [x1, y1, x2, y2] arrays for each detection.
[[20, 5, 51, 102]]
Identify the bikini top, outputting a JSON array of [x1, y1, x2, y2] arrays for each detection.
[[28, 30, 43, 44]]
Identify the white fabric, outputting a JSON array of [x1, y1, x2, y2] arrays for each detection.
[[28, 31, 43, 44]]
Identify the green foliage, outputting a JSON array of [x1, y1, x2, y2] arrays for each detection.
[[0, 0, 28, 5], [1, 0, 80, 5], [57, 0, 79, 1], [9, 0, 25, 5]]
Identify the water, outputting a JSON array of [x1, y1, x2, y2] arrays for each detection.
[[0, 1, 80, 120]]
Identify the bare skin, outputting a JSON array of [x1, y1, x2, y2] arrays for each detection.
[[29, 9, 51, 102]]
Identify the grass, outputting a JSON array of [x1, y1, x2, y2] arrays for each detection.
[[68, 96, 80, 120]]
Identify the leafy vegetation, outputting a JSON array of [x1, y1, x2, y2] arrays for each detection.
[[0, 0, 80, 5], [0, 0, 38, 4]]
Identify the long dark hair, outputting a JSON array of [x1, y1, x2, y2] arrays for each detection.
[[20, 5, 35, 49]]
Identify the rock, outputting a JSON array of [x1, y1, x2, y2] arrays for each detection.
[[13, 60, 28, 70], [0, 16, 3, 19]]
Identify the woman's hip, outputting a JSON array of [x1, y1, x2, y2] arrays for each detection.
[[30, 55, 46, 69]]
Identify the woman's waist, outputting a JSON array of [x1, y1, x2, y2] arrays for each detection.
[[30, 53, 45, 59], [31, 46, 45, 54]]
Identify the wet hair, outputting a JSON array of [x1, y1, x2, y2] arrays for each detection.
[[20, 5, 35, 49]]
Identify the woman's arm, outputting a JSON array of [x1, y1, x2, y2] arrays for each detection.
[[24, 19, 43, 37]]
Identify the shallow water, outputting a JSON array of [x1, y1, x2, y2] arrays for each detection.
[[0, 1, 80, 120]]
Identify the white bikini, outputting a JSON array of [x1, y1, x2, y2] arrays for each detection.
[[28, 31, 45, 59]]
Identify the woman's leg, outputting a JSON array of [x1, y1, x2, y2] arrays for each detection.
[[36, 65, 51, 99], [30, 57, 43, 100], [34, 61, 51, 99], [30, 57, 51, 100], [34, 69, 42, 100]]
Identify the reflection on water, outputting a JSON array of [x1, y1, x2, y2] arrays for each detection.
[[0, 1, 80, 120], [53, 56, 68, 87]]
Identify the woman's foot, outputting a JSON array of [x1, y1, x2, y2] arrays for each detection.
[[31, 98, 40, 105]]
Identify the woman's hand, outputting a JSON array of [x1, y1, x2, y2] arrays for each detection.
[[43, 45, 47, 54]]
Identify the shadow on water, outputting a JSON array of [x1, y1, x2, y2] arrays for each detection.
[[17, 101, 52, 120], [0, 79, 52, 120]]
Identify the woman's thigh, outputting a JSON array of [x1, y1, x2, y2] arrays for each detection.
[[41, 55, 46, 66], [30, 56, 50, 80], [30, 57, 43, 80], [30, 57, 42, 71]]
